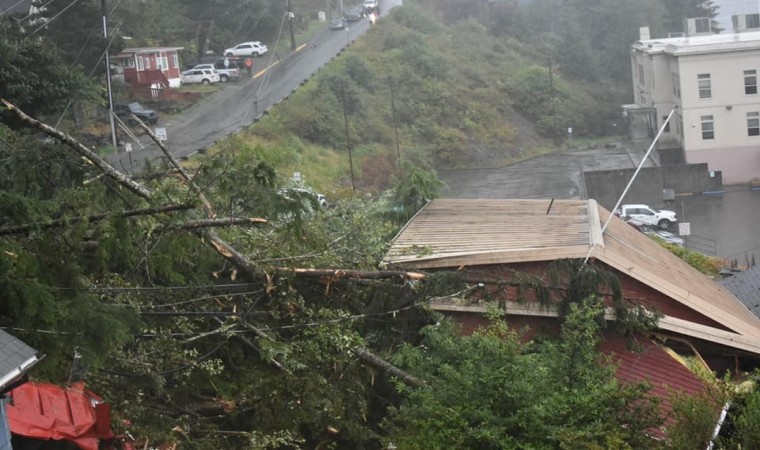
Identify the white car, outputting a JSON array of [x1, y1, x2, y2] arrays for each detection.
[[223, 41, 268, 57], [180, 68, 221, 85]]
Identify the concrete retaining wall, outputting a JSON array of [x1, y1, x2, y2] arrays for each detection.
[[584, 164, 723, 210]]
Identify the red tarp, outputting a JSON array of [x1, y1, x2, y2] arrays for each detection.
[[5, 382, 115, 450]]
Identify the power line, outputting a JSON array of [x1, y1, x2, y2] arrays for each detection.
[[31, 0, 82, 34]]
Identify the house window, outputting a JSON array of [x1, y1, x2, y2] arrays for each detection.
[[662, 116, 670, 133], [145, 57, 151, 69], [698, 73, 711, 99], [701, 115, 714, 140], [172, 54, 179, 69], [638, 64, 644, 83], [747, 13, 760, 29], [162, 57, 169, 71], [745, 70, 757, 95], [748, 112, 760, 136], [136, 56, 144, 71]]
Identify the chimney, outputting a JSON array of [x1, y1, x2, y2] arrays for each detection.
[[639, 26, 651, 41]]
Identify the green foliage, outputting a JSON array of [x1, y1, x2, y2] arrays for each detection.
[[651, 238, 723, 276], [732, 389, 760, 449], [666, 388, 725, 449], [386, 297, 663, 449], [389, 164, 445, 223], [0, 24, 99, 120]]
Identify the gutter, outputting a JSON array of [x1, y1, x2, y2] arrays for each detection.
[[0, 355, 40, 393]]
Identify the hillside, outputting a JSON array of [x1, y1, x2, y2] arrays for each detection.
[[231, 2, 631, 192]]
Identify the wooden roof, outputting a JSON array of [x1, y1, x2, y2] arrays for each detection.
[[385, 198, 760, 344]]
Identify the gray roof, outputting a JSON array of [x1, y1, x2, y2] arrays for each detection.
[[0, 0, 32, 16], [0, 329, 38, 392], [721, 266, 760, 320]]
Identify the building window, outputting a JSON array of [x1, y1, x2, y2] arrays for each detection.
[[145, 57, 151, 69], [701, 115, 714, 140], [748, 112, 760, 136], [698, 73, 711, 99], [172, 54, 179, 69], [638, 64, 645, 83], [745, 70, 757, 95], [136, 56, 144, 71], [747, 13, 760, 29], [662, 116, 670, 132], [672, 73, 681, 98]]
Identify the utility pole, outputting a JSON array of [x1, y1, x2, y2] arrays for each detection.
[[389, 76, 401, 169], [342, 88, 356, 190], [286, 0, 296, 50], [102, 0, 117, 149], [548, 57, 557, 142]]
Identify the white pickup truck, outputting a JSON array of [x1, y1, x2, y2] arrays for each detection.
[[615, 204, 677, 229]]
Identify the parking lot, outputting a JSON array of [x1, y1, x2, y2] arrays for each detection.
[[439, 145, 760, 266]]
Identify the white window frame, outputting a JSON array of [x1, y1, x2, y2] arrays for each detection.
[[701, 115, 715, 140], [745, 70, 757, 95], [698, 73, 711, 99], [145, 57, 151, 69], [172, 54, 179, 69], [136, 55, 144, 71], [748, 112, 760, 137]]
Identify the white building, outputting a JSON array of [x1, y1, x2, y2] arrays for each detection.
[[629, 19, 760, 185]]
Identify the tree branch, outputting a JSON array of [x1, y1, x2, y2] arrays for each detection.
[[2, 99, 153, 200], [353, 347, 424, 388], [175, 217, 268, 230], [0, 203, 195, 236], [285, 268, 426, 281]]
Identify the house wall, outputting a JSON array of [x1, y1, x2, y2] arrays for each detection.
[[118, 51, 182, 88], [453, 261, 729, 331]]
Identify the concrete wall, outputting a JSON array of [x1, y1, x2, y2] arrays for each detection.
[[584, 163, 723, 210]]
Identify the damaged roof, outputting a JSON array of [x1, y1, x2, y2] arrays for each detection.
[[385, 198, 760, 348]]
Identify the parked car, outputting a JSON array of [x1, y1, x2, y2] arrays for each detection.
[[223, 41, 268, 57], [191, 61, 240, 82], [180, 68, 221, 85], [645, 230, 685, 247], [615, 204, 677, 229], [113, 102, 158, 125], [344, 6, 364, 21], [330, 17, 347, 30]]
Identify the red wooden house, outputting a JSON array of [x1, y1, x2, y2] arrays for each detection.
[[385, 199, 760, 437], [112, 47, 184, 91]]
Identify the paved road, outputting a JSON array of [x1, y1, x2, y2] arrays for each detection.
[[109, 0, 400, 172]]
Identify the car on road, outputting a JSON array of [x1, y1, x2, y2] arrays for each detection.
[[223, 41, 268, 57], [330, 17, 347, 30], [181, 68, 221, 85], [344, 6, 364, 21], [362, 0, 379, 14], [113, 102, 158, 125]]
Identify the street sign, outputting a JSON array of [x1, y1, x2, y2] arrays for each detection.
[[154, 127, 168, 141], [678, 222, 691, 236], [125, 143, 132, 153]]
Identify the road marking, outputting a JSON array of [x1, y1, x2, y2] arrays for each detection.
[[253, 44, 308, 79]]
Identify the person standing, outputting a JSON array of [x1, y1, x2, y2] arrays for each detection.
[[244, 57, 253, 78], [223, 56, 230, 69]]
